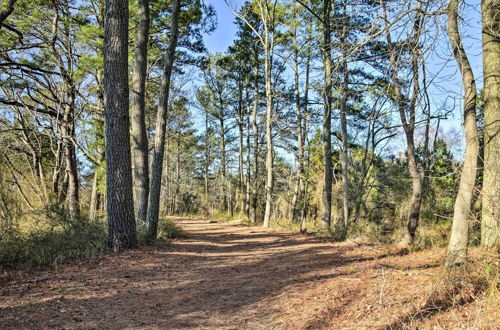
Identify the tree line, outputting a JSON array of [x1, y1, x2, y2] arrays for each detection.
[[0, 0, 497, 266]]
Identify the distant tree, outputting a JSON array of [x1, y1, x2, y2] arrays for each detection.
[[130, 0, 151, 223], [197, 56, 234, 212], [146, 0, 181, 243]]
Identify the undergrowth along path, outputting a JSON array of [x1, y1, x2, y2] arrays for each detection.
[[1, 218, 497, 329]]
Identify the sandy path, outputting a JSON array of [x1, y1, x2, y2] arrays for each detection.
[[0, 218, 496, 329]]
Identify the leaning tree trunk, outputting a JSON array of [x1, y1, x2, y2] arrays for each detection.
[[146, 0, 180, 242], [321, 0, 333, 230], [103, 0, 137, 251], [130, 0, 150, 223], [480, 0, 499, 247], [446, 0, 479, 266]]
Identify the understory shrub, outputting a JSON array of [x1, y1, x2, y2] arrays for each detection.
[[0, 216, 107, 268], [347, 219, 387, 243], [137, 217, 186, 243], [157, 217, 186, 239]]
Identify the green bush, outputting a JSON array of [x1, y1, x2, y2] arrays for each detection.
[[157, 217, 185, 240], [347, 220, 388, 243], [413, 221, 452, 250], [0, 216, 107, 268], [136, 217, 185, 243]]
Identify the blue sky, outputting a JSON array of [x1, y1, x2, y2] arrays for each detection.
[[204, 1, 238, 53], [201, 0, 484, 157]]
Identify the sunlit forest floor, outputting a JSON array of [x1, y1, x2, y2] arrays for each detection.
[[1, 217, 498, 329]]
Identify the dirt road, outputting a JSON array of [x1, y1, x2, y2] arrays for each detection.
[[0, 218, 496, 329]]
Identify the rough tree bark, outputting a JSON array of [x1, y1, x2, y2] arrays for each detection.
[[339, 14, 349, 236], [445, 0, 479, 266], [146, 0, 180, 242], [321, 0, 333, 230], [130, 0, 150, 223], [480, 0, 499, 247], [103, 0, 137, 250]]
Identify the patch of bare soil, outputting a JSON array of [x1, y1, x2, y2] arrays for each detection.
[[1, 218, 498, 329]]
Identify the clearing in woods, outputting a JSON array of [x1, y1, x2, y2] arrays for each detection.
[[0, 218, 497, 329]]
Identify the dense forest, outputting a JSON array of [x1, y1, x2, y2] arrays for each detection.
[[1, 0, 497, 262], [0, 0, 499, 327]]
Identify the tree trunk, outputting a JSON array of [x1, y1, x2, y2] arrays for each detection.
[[339, 29, 349, 236], [204, 111, 210, 213], [220, 116, 228, 211], [52, 139, 63, 195], [251, 64, 259, 224], [321, 0, 333, 230], [300, 109, 311, 233], [403, 137, 423, 245], [299, 36, 311, 228], [130, 0, 150, 223], [383, 1, 424, 246], [103, 0, 137, 251], [90, 85, 105, 222], [446, 0, 479, 266], [89, 169, 99, 221], [238, 106, 245, 213], [145, 0, 180, 242], [245, 84, 252, 217], [62, 103, 79, 221], [263, 34, 273, 228], [174, 131, 181, 214], [481, 0, 499, 247], [89, 146, 104, 221], [289, 4, 304, 224]]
